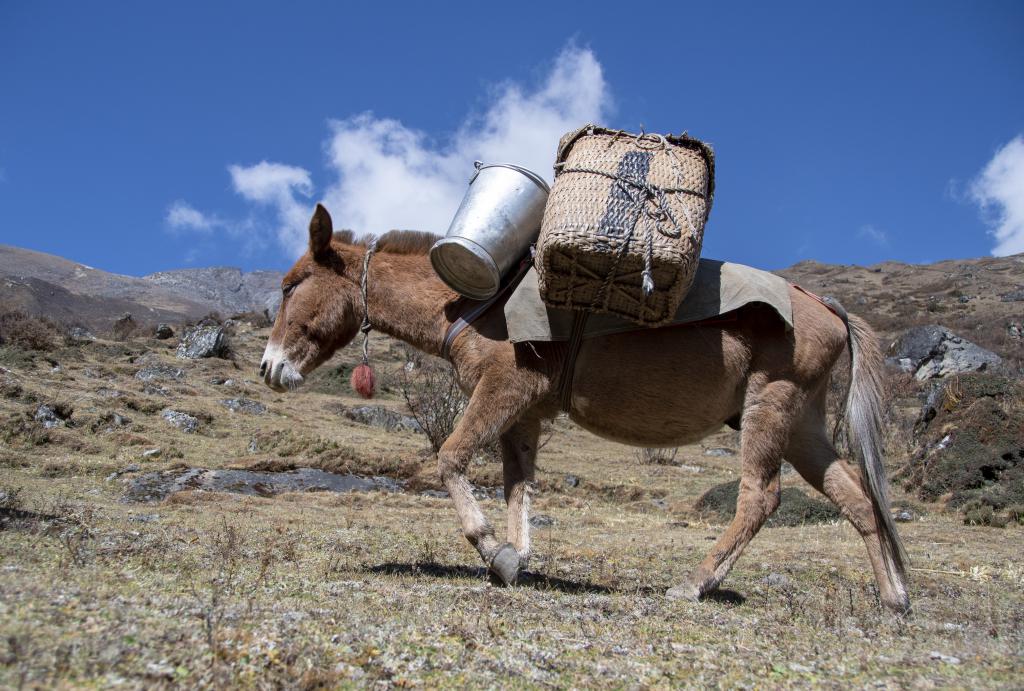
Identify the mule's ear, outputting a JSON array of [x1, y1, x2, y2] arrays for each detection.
[[309, 203, 333, 255]]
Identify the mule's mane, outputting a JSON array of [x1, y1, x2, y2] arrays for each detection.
[[332, 229, 441, 255]]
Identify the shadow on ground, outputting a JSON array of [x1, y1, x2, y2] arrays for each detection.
[[365, 561, 628, 595]]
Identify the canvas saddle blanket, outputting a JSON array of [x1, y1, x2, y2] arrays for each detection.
[[504, 258, 793, 343]]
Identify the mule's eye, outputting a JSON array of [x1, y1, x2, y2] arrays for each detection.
[[282, 283, 298, 298]]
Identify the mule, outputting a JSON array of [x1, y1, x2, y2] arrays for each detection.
[[260, 204, 910, 612]]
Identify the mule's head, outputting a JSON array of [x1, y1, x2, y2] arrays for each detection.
[[260, 204, 362, 391]]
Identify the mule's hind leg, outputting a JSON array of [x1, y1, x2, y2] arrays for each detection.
[[668, 380, 798, 601], [499, 416, 540, 563], [786, 410, 911, 612]]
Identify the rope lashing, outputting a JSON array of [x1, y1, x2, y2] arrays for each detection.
[[351, 238, 378, 398], [555, 164, 703, 296], [359, 237, 378, 363]]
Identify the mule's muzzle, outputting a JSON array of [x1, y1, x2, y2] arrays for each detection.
[[259, 345, 305, 392]]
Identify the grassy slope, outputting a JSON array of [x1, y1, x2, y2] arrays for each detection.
[[1, 325, 1022, 688]]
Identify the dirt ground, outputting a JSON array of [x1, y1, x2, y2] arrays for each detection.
[[1, 324, 1021, 688]]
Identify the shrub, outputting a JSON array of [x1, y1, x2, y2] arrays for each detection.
[[0, 484, 24, 512], [635, 447, 679, 465], [962, 501, 1008, 528], [397, 349, 466, 453], [695, 479, 842, 527], [111, 313, 140, 341], [0, 311, 62, 351]]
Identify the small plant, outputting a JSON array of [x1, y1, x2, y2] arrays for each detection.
[[0, 483, 24, 512], [635, 447, 679, 465], [1006, 504, 1024, 525]]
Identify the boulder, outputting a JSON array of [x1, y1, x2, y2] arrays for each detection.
[[135, 364, 185, 382], [220, 398, 267, 415], [154, 323, 175, 339], [68, 326, 96, 342], [999, 287, 1024, 302], [176, 325, 228, 359], [162, 409, 199, 434], [343, 405, 422, 433], [34, 404, 64, 429], [888, 325, 1001, 380]]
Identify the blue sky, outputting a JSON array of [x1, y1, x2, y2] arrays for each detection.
[[1, 1, 1022, 275]]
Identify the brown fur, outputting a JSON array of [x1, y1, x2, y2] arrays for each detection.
[[261, 204, 911, 612]]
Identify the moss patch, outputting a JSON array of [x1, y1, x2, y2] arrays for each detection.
[[898, 372, 1024, 513], [695, 480, 842, 527]]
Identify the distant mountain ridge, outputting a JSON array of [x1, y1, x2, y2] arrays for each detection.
[[1, 243, 1021, 365], [0, 244, 283, 329]]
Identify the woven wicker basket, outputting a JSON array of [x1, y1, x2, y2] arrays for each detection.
[[536, 125, 715, 326]]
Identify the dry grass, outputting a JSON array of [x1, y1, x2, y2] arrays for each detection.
[[0, 322, 1021, 687]]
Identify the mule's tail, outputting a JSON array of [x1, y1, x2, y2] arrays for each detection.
[[844, 314, 909, 586]]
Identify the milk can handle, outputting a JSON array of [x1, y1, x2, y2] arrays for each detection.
[[469, 160, 484, 185]]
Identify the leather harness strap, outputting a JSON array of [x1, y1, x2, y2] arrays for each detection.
[[558, 311, 589, 413], [441, 259, 533, 361]]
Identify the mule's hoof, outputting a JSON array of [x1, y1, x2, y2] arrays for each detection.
[[666, 583, 701, 602], [489, 543, 520, 586]]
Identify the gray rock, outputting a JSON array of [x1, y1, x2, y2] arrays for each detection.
[[421, 489, 449, 499], [176, 325, 228, 359], [123, 467, 405, 502], [34, 404, 67, 429], [761, 573, 791, 587], [154, 323, 174, 339], [704, 447, 737, 457], [161, 410, 199, 434], [128, 513, 160, 523], [999, 287, 1024, 302], [893, 509, 916, 522], [68, 326, 96, 342], [135, 364, 185, 382], [1008, 322, 1022, 341], [564, 474, 580, 488], [220, 398, 267, 415], [957, 295, 970, 304], [889, 325, 1001, 380], [530, 514, 556, 528], [106, 464, 141, 481], [141, 448, 162, 459], [343, 405, 421, 433], [929, 651, 961, 665]]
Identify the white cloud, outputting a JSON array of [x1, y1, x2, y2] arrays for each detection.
[[321, 45, 609, 239], [857, 224, 889, 247], [970, 135, 1024, 256], [166, 200, 217, 232], [169, 45, 611, 259], [228, 161, 314, 256]]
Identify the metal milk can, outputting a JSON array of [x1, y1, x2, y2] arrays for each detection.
[[430, 161, 549, 300]]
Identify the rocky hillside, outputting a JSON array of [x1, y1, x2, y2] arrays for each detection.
[[777, 253, 1024, 366], [0, 244, 283, 330], [144, 267, 282, 318]]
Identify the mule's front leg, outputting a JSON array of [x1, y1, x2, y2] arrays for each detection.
[[438, 378, 542, 585]]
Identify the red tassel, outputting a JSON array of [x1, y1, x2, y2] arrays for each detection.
[[351, 363, 376, 398]]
